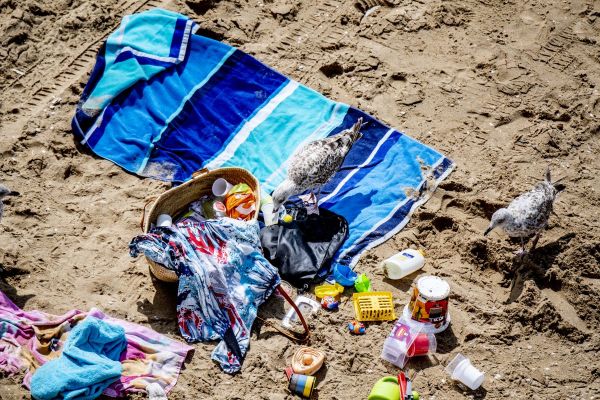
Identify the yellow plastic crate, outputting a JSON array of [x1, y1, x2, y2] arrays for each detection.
[[352, 291, 396, 322]]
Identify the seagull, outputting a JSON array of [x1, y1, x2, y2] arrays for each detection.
[[0, 185, 19, 223], [272, 118, 363, 212], [484, 167, 560, 255]]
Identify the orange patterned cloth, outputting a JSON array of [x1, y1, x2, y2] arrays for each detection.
[[225, 184, 256, 221]]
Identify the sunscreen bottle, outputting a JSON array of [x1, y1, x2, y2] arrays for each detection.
[[382, 249, 425, 280]]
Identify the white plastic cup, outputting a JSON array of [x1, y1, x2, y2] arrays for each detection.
[[212, 178, 233, 197], [157, 214, 172, 227], [262, 203, 277, 226], [445, 353, 485, 390]]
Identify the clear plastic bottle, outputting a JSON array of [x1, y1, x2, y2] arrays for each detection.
[[382, 249, 425, 280]]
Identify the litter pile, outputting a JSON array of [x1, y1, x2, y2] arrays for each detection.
[[0, 7, 504, 400]]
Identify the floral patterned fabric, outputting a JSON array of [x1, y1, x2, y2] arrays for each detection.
[[130, 218, 280, 373]]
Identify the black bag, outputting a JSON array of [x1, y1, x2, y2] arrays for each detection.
[[260, 206, 348, 288]]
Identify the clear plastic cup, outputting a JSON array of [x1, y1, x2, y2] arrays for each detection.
[[381, 317, 437, 368], [445, 353, 485, 390]]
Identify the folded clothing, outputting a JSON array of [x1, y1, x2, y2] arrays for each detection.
[[0, 290, 192, 397], [31, 317, 126, 400]]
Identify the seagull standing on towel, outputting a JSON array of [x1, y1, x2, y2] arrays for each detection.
[[272, 118, 364, 212], [484, 167, 560, 256], [0, 185, 19, 224]]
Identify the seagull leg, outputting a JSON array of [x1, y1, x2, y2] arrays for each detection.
[[315, 186, 322, 205], [530, 231, 542, 252], [515, 237, 527, 258]]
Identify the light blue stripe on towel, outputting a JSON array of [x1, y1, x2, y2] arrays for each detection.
[[86, 36, 233, 173], [215, 84, 349, 191], [327, 132, 445, 263]]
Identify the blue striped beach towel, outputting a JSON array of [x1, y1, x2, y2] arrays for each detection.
[[73, 9, 454, 274]]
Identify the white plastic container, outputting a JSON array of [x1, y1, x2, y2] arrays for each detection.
[[281, 296, 320, 329], [404, 275, 451, 334], [156, 214, 173, 227], [212, 178, 233, 197], [446, 353, 485, 390], [382, 249, 425, 279], [261, 203, 277, 226]]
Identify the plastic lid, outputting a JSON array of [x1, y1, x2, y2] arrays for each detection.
[[416, 276, 450, 301], [418, 249, 426, 257]]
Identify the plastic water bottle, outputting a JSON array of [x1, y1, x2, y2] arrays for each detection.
[[381, 249, 425, 280]]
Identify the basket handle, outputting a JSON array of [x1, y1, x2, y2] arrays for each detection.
[[140, 196, 158, 232], [258, 285, 310, 344], [192, 168, 210, 178]]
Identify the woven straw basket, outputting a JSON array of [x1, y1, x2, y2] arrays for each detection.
[[143, 167, 261, 282]]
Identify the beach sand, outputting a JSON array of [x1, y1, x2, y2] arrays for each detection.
[[1, 0, 599, 398]]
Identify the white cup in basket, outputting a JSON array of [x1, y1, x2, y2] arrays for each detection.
[[157, 214, 172, 227], [212, 178, 233, 197]]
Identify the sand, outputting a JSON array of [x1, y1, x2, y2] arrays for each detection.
[[1, 0, 599, 398]]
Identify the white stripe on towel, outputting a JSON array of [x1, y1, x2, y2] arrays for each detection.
[[177, 20, 195, 62], [320, 128, 394, 204], [204, 80, 300, 170], [336, 155, 449, 262]]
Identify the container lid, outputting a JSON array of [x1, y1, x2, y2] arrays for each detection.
[[416, 276, 450, 300]]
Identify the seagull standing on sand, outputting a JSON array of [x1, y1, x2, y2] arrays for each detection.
[[484, 168, 559, 255], [272, 118, 364, 211], [0, 185, 19, 223]]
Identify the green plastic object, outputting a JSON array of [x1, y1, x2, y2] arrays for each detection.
[[354, 273, 372, 292], [411, 391, 420, 400], [368, 376, 400, 400]]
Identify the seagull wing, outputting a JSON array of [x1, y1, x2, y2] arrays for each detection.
[[288, 138, 347, 188], [507, 183, 555, 233]]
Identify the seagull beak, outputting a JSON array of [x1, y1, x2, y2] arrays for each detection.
[[484, 226, 493, 236]]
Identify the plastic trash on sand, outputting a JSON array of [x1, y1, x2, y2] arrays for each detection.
[[445, 353, 485, 390], [282, 296, 320, 329], [381, 316, 437, 368]]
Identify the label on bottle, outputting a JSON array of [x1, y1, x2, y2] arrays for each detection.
[[390, 320, 417, 343], [401, 252, 414, 259]]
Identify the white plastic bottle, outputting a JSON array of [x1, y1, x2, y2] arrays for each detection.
[[382, 249, 425, 279]]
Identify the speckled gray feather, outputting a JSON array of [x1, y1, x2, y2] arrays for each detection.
[[272, 118, 363, 210], [485, 168, 558, 247], [502, 179, 556, 237]]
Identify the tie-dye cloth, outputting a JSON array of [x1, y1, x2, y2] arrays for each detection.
[[129, 218, 281, 373], [0, 290, 192, 396]]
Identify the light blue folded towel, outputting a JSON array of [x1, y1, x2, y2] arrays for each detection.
[[82, 8, 199, 112], [30, 316, 126, 400]]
